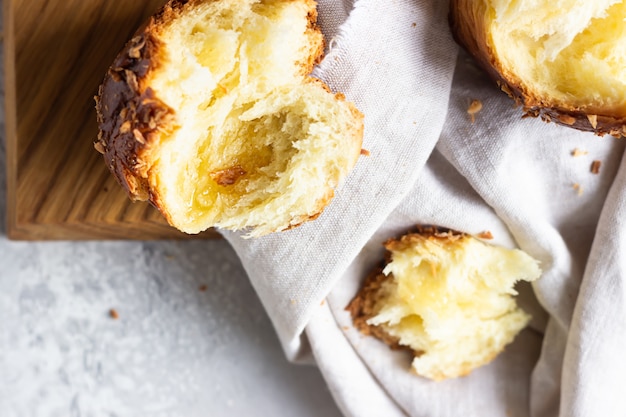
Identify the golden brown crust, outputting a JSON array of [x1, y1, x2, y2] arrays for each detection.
[[346, 268, 407, 351], [449, 0, 626, 137], [301, 1, 325, 73], [384, 226, 464, 253]]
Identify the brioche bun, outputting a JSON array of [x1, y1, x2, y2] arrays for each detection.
[[95, 0, 363, 236], [450, 0, 626, 136], [347, 227, 541, 381]]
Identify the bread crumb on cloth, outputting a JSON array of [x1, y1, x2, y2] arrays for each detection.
[[573, 183, 584, 196], [591, 160, 602, 174], [467, 99, 483, 123], [477, 230, 494, 239]]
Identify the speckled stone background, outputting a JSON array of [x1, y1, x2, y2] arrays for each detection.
[[0, 7, 342, 417]]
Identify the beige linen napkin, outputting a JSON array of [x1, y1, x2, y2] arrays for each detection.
[[224, 1, 626, 415]]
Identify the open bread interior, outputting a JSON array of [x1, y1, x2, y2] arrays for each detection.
[[489, 0, 626, 113], [147, 0, 361, 235], [366, 233, 541, 380]]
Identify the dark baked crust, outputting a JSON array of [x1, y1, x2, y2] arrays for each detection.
[[346, 267, 406, 350], [94, 12, 175, 201], [449, 0, 626, 137], [385, 226, 464, 252]]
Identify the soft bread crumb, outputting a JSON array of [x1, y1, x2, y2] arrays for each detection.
[[347, 227, 541, 381], [571, 148, 588, 157]]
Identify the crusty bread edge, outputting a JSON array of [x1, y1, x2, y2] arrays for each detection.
[[449, 0, 626, 137], [346, 267, 409, 351], [94, 1, 181, 203]]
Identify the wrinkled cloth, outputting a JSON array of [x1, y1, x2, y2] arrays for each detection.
[[223, 1, 626, 416]]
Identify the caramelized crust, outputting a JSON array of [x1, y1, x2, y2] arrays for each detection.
[[95, 19, 173, 201], [347, 268, 407, 351]]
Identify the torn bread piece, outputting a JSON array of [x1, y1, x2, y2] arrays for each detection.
[[95, 0, 364, 237], [347, 227, 541, 381]]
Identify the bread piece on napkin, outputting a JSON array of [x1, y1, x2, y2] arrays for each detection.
[[347, 227, 541, 381], [450, 0, 626, 136], [95, 0, 364, 237]]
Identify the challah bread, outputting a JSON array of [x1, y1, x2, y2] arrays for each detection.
[[95, 0, 363, 236], [347, 228, 542, 381], [450, 0, 626, 136]]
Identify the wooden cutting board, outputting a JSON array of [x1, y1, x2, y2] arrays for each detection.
[[5, 0, 218, 240]]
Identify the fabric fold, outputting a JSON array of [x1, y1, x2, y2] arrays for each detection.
[[560, 150, 626, 417]]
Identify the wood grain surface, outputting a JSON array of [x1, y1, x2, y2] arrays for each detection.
[[5, 0, 218, 240]]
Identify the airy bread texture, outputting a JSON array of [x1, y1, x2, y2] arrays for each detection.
[[450, 0, 626, 136], [95, 0, 363, 236], [348, 228, 542, 381]]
